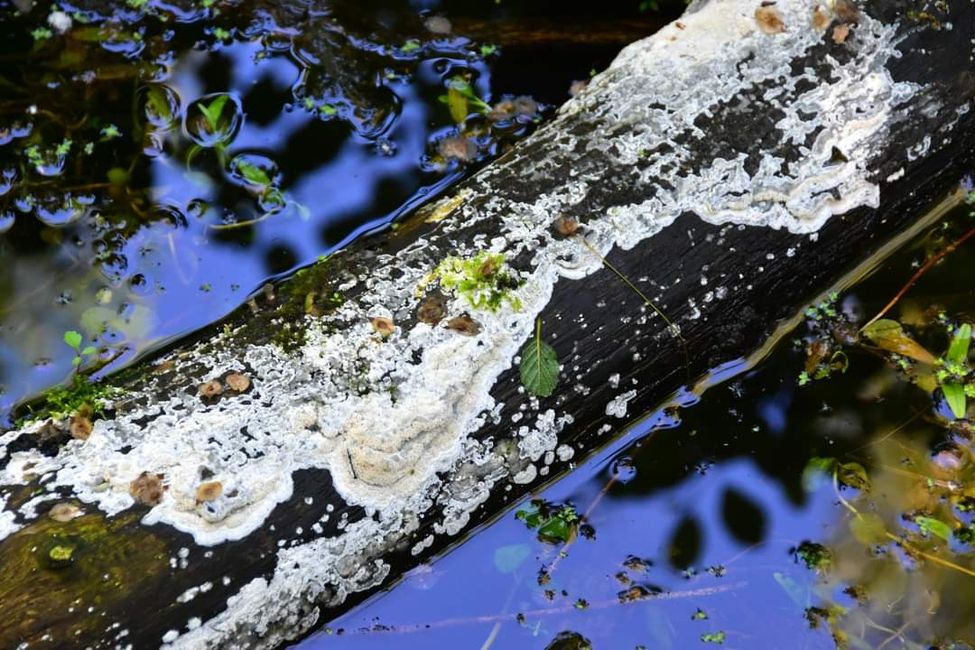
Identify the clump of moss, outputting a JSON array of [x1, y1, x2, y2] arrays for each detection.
[[17, 375, 120, 427], [431, 251, 521, 312]]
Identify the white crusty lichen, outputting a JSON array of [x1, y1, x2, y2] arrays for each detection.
[[0, 0, 937, 645]]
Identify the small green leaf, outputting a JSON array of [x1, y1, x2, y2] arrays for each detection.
[[145, 86, 174, 125], [446, 83, 469, 124], [700, 631, 726, 644], [947, 323, 972, 365], [862, 319, 935, 364], [236, 160, 271, 187], [916, 516, 952, 542], [81, 346, 97, 357], [63, 330, 83, 350], [943, 382, 967, 419], [801, 457, 835, 493], [400, 39, 421, 54], [71, 357, 82, 367], [520, 319, 559, 397], [837, 461, 869, 491], [199, 94, 230, 130]]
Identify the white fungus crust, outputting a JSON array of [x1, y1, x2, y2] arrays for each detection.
[[0, 0, 946, 645]]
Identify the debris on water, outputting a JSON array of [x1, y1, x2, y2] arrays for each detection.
[[437, 137, 477, 163], [423, 15, 452, 35], [544, 631, 592, 650]]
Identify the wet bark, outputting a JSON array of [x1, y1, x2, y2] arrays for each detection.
[[1, 0, 973, 648]]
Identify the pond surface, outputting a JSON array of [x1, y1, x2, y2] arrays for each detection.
[[299, 203, 975, 649], [0, 0, 672, 424]]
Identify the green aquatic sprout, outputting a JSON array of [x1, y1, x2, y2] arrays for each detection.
[[440, 76, 491, 124], [399, 39, 421, 54], [700, 631, 726, 644], [916, 515, 953, 542], [197, 94, 230, 133], [63, 330, 98, 370], [937, 322, 971, 419], [100, 124, 121, 140]]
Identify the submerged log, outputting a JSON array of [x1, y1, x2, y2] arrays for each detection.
[[1, 0, 973, 646]]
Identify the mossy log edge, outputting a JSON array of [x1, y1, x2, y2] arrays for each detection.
[[1, 0, 974, 647]]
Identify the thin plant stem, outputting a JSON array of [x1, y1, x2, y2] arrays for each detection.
[[579, 237, 690, 380], [338, 581, 744, 636], [861, 226, 975, 332]]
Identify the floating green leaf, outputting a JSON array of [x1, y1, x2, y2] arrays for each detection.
[[234, 159, 271, 187], [862, 319, 935, 364], [446, 85, 469, 124], [943, 382, 967, 419], [700, 631, 726, 644], [837, 461, 870, 491], [801, 456, 835, 493], [520, 318, 559, 397], [947, 323, 972, 365], [198, 94, 230, 131], [916, 516, 952, 542]]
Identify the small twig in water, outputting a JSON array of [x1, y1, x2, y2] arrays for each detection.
[[861, 226, 975, 332], [339, 581, 744, 636]]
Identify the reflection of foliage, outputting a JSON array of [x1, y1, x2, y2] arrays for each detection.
[[791, 218, 975, 647], [0, 0, 543, 421]]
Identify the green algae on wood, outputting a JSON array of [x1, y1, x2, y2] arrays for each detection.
[[0, 511, 168, 644]]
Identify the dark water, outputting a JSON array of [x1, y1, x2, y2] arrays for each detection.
[[0, 0, 669, 424], [299, 205, 975, 649]]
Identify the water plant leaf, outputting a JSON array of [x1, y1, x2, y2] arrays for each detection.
[[198, 93, 230, 131], [63, 330, 82, 350], [862, 319, 935, 364], [916, 516, 952, 542], [235, 160, 271, 187], [801, 456, 836, 493], [446, 83, 469, 124], [943, 382, 967, 419], [520, 319, 559, 397], [837, 461, 870, 491], [947, 323, 972, 365]]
